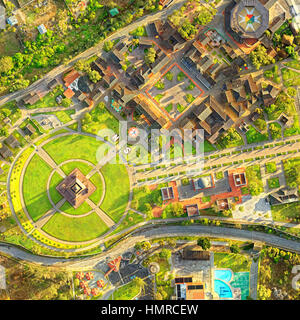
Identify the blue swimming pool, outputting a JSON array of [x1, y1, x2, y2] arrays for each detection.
[[214, 269, 233, 283], [214, 279, 233, 299]]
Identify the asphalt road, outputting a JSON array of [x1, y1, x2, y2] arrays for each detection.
[[1, 225, 300, 269]]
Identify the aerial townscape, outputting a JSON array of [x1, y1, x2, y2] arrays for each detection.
[[0, 0, 300, 304]]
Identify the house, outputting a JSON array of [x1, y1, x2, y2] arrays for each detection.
[[0, 5, 5, 30], [22, 92, 41, 105], [185, 204, 200, 217], [191, 95, 234, 144], [223, 74, 260, 117], [0, 146, 13, 159], [160, 21, 185, 52], [268, 187, 299, 206], [161, 186, 174, 201], [261, 83, 280, 106], [101, 74, 118, 89], [278, 113, 293, 127], [23, 124, 36, 136], [146, 21, 160, 38], [130, 63, 152, 89], [4, 135, 20, 149], [47, 78, 59, 90]]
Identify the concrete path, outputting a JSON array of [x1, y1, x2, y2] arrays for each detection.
[[85, 199, 115, 228], [249, 256, 259, 300]]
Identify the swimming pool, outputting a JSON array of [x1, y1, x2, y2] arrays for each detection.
[[214, 269, 233, 283], [214, 279, 233, 299]]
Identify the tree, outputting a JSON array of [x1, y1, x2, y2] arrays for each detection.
[[230, 244, 240, 254], [254, 118, 267, 131], [159, 248, 171, 259], [133, 277, 147, 295], [144, 47, 156, 65], [74, 59, 90, 72], [88, 70, 102, 83], [250, 45, 274, 70], [61, 98, 72, 108], [0, 56, 14, 74], [103, 40, 114, 52], [197, 237, 211, 250]]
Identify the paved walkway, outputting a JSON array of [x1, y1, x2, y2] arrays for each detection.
[[249, 256, 259, 300], [85, 199, 115, 228]]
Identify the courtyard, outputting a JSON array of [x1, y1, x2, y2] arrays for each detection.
[[146, 63, 204, 120]]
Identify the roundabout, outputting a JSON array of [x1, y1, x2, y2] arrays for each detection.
[[10, 132, 131, 246]]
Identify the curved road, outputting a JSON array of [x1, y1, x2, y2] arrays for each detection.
[[1, 225, 300, 269]]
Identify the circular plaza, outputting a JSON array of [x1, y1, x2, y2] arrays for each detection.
[[10, 132, 131, 246]]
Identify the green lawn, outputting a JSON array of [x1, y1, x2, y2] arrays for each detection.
[[23, 154, 53, 222], [88, 172, 104, 205], [60, 200, 92, 216], [110, 211, 145, 236], [268, 177, 280, 189], [176, 103, 186, 113], [204, 140, 216, 152], [214, 252, 252, 272], [49, 172, 63, 204], [110, 280, 140, 300], [43, 134, 104, 165], [42, 212, 109, 242], [246, 126, 268, 144], [61, 161, 93, 176], [216, 129, 244, 149], [285, 60, 300, 70], [281, 68, 300, 87], [265, 162, 277, 174], [271, 202, 300, 223], [100, 163, 130, 223], [165, 103, 173, 113], [81, 103, 119, 137]]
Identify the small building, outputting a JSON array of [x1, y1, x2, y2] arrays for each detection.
[[182, 246, 211, 261], [23, 124, 36, 136], [216, 198, 230, 211], [161, 186, 174, 201], [22, 92, 41, 105], [0, 146, 13, 159], [185, 204, 199, 217], [37, 24, 47, 35], [268, 187, 299, 206], [192, 175, 214, 191], [109, 8, 119, 17], [47, 78, 59, 90], [4, 135, 20, 149], [233, 172, 247, 187], [278, 113, 293, 127], [6, 15, 18, 26]]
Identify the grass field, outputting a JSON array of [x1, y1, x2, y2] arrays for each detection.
[[23, 154, 53, 221], [43, 134, 104, 165], [246, 126, 268, 144], [61, 161, 93, 176], [214, 252, 252, 273], [110, 280, 140, 300], [100, 163, 130, 222], [88, 172, 104, 205], [271, 201, 300, 223], [110, 211, 145, 236], [49, 172, 63, 204], [42, 212, 109, 242], [60, 200, 92, 216]]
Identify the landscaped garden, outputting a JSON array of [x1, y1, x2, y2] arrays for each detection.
[[214, 252, 252, 273], [271, 201, 300, 223], [12, 132, 130, 244], [245, 126, 268, 144], [268, 177, 280, 189]]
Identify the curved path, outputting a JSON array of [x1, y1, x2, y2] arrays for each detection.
[[1, 225, 300, 268]]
